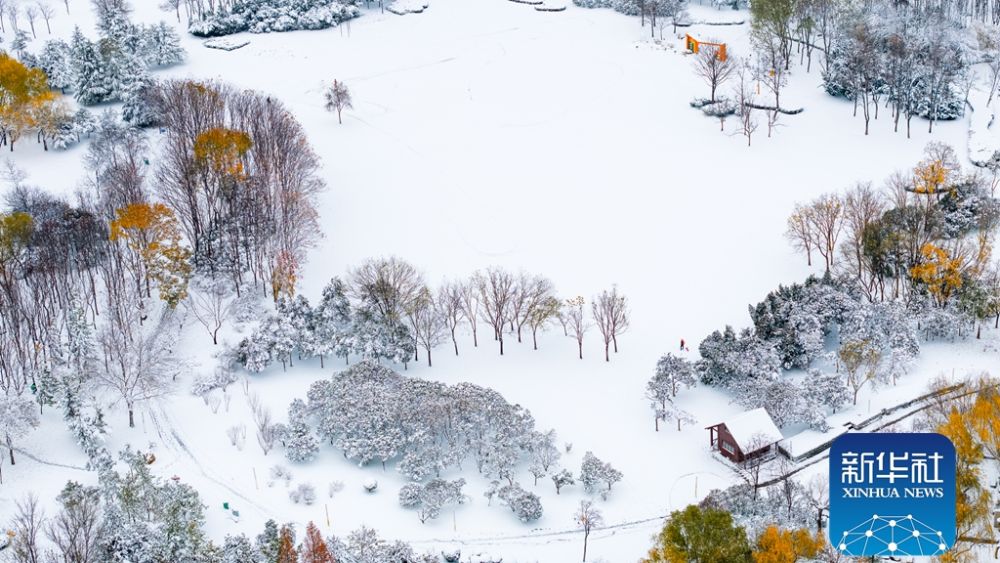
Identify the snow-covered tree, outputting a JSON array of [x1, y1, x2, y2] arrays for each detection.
[[580, 451, 622, 493], [141, 21, 184, 66], [39, 38, 74, 92], [0, 393, 40, 465], [551, 468, 575, 495]]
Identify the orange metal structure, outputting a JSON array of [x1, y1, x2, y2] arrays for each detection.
[[685, 34, 728, 61]]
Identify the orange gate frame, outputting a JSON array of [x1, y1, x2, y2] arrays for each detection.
[[686, 34, 728, 61]]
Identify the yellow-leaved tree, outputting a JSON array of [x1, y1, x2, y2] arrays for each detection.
[[752, 526, 822, 563], [0, 53, 55, 151], [193, 127, 252, 179], [936, 396, 995, 562], [910, 243, 963, 307], [110, 203, 192, 308]]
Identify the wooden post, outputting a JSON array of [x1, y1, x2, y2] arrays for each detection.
[[252, 467, 259, 490], [325, 504, 330, 527], [694, 476, 698, 497]]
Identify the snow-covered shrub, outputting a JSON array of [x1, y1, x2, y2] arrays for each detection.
[[442, 548, 461, 562], [268, 464, 293, 487], [701, 99, 738, 117], [226, 424, 247, 450], [328, 481, 344, 498], [289, 483, 317, 505], [363, 479, 378, 493], [690, 97, 715, 108]]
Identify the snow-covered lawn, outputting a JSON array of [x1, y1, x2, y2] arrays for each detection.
[[2, 0, 995, 560]]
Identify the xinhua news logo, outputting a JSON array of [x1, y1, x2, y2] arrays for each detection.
[[828, 433, 956, 558]]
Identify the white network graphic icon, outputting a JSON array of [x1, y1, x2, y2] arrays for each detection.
[[837, 514, 948, 557]]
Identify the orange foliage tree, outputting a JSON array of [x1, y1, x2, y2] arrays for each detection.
[[110, 202, 192, 307], [277, 524, 299, 563], [193, 127, 253, 179], [0, 53, 56, 151], [752, 526, 822, 563], [300, 522, 334, 563]]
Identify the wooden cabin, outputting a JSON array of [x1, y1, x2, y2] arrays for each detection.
[[706, 408, 783, 463]]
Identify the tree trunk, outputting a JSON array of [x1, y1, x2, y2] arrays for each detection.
[[604, 342, 609, 362], [6, 435, 14, 465], [426, 347, 432, 367], [578, 341, 583, 360], [129, 407, 135, 428], [582, 532, 589, 562]]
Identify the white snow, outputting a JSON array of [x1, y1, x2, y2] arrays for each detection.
[[712, 407, 783, 452], [1, 0, 997, 561], [203, 37, 252, 51]]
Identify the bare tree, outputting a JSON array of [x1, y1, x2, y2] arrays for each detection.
[[410, 291, 447, 367], [732, 59, 758, 146], [437, 281, 465, 356], [158, 0, 181, 21], [475, 267, 515, 355], [186, 278, 234, 345], [458, 277, 480, 348], [36, 1, 53, 33], [324, 79, 353, 125], [24, 3, 36, 37], [349, 256, 424, 328], [806, 474, 829, 533], [6, 3, 20, 31], [95, 305, 178, 428], [511, 273, 555, 344], [10, 494, 45, 563], [575, 500, 604, 562], [591, 286, 629, 361], [248, 393, 276, 455], [565, 296, 589, 360], [808, 193, 845, 272], [841, 182, 884, 284], [0, 0, 7, 31], [741, 433, 772, 498], [785, 203, 815, 266], [45, 486, 102, 563], [692, 41, 736, 102]]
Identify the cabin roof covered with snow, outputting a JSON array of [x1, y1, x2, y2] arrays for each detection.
[[711, 408, 783, 452]]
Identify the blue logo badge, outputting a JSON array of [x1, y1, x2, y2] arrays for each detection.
[[828, 433, 956, 557]]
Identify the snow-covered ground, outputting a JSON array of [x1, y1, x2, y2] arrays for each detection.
[[3, 0, 999, 560]]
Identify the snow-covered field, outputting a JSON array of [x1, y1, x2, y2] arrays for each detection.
[[3, 0, 999, 560]]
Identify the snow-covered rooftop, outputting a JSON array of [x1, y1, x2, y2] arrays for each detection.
[[717, 408, 783, 452]]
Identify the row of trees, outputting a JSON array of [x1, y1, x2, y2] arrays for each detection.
[[785, 143, 1000, 329], [235, 257, 631, 373]]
